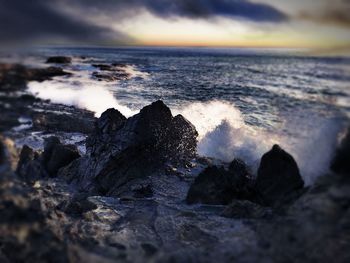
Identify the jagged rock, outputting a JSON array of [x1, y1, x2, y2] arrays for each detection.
[[0, 138, 69, 263], [60, 100, 198, 196], [42, 137, 80, 176], [46, 56, 72, 64], [331, 126, 350, 175], [86, 108, 126, 155], [256, 145, 304, 207], [186, 159, 254, 205], [97, 108, 127, 134], [222, 200, 272, 219], [17, 137, 80, 181], [46, 143, 80, 176]]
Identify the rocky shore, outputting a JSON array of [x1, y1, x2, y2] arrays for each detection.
[[0, 57, 349, 262]]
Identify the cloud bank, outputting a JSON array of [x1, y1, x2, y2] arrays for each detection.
[[0, 0, 288, 46]]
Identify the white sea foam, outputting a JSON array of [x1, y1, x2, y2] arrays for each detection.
[[177, 101, 278, 165], [27, 69, 138, 117], [178, 100, 346, 184]]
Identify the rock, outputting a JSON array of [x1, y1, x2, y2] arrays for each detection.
[[32, 111, 96, 134], [0, 138, 69, 263], [43, 137, 80, 176], [17, 137, 80, 180], [0, 63, 70, 92], [0, 137, 7, 166], [60, 100, 198, 196], [46, 56, 72, 64], [91, 63, 131, 82], [222, 200, 272, 219], [97, 108, 127, 135], [17, 146, 46, 182], [186, 159, 254, 205], [58, 193, 97, 216], [256, 145, 304, 207], [331, 126, 350, 175], [46, 144, 80, 176], [16, 145, 35, 173], [86, 108, 126, 154]]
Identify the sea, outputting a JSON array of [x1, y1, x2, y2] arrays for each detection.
[[7, 46, 350, 184]]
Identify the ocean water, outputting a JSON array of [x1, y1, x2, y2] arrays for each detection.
[[19, 47, 350, 184]]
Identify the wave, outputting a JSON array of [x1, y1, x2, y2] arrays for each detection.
[[27, 76, 346, 184], [178, 100, 346, 184]]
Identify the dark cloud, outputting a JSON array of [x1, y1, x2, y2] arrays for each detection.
[[0, 0, 288, 46], [66, 0, 287, 22], [298, 0, 350, 28], [0, 0, 132, 46]]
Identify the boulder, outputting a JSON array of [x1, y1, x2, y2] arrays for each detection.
[[96, 108, 126, 135], [331, 126, 350, 175], [255, 145, 304, 207], [17, 137, 80, 181], [60, 101, 198, 196], [186, 159, 254, 205], [46, 56, 72, 64], [42, 137, 80, 176]]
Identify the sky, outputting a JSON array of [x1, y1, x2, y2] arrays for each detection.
[[1, 0, 350, 49]]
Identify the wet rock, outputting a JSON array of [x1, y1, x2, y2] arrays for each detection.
[[86, 108, 126, 155], [96, 108, 126, 134], [222, 200, 271, 219], [46, 143, 80, 176], [17, 137, 80, 180], [186, 159, 254, 205], [91, 63, 131, 81], [32, 111, 96, 134], [0, 63, 70, 92], [331, 126, 350, 175], [46, 56, 72, 64], [60, 100, 198, 196], [256, 145, 304, 207]]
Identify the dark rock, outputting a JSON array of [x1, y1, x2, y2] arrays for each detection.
[[16, 145, 45, 182], [16, 145, 35, 173], [0, 63, 70, 92], [32, 111, 96, 134], [331, 126, 350, 175], [221, 200, 272, 219], [43, 137, 80, 176], [46, 144, 80, 176], [58, 193, 97, 216], [17, 137, 80, 180], [256, 145, 304, 207], [98, 108, 126, 134], [46, 56, 72, 64], [0, 138, 69, 263], [0, 138, 6, 166], [186, 159, 254, 205], [133, 184, 153, 198], [60, 100, 198, 196], [91, 63, 131, 81]]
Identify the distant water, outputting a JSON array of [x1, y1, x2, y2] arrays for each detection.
[[14, 47, 350, 184]]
